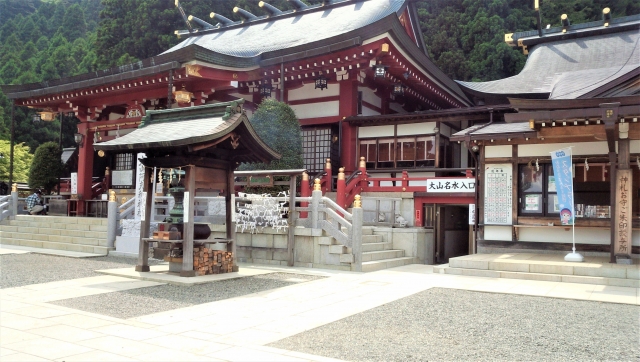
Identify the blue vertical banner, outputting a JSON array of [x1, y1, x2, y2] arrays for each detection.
[[551, 148, 574, 225]]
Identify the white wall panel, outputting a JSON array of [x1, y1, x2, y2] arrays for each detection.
[[397, 122, 437, 136], [359, 125, 394, 138], [485, 145, 512, 158], [484, 226, 512, 241], [358, 86, 381, 108], [518, 142, 608, 157], [361, 106, 380, 116], [288, 82, 339, 101], [290, 101, 339, 119], [389, 102, 407, 114]]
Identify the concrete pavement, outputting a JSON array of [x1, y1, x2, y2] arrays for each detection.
[[1, 249, 638, 361]]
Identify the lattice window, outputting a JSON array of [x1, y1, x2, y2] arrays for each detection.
[[114, 153, 133, 171], [302, 128, 332, 174]]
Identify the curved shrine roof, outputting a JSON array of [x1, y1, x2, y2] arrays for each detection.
[[457, 29, 640, 100], [162, 0, 405, 59]]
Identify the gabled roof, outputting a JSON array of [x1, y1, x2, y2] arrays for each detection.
[[94, 101, 280, 164], [450, 122, 535, 142], [457, 15, 640, 101], [165, 0, 405, 59]]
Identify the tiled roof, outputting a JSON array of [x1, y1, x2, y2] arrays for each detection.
[[163, 0, 405, 59], [61, 148, 76, 164], [97, 115, 232, 149], [94, 102, 280, 163], [451, 122, 534, 140], [456, 29, 640, 99]]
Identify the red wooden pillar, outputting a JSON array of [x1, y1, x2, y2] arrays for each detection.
[[358, 156, 368, 193], [76, 123, 94, 215], [300, 171, 310, 218], [402, 170, 409, 189], [322, 158, 332, 193], [336, 167, 346, 209], [339, 79, 358, 172]]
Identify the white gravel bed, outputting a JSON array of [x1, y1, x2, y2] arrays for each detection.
[[0, 254, 161, 288], [49, 272, 324, 319], [270, 288, 640, 362]]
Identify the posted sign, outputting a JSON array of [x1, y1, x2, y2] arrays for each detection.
[[426, 178, 475, 193]]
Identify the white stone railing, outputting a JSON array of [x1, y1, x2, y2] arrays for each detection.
[[0, 192, 18, 222], [295, 188, 363, 271], [106, 189, 363, 271]]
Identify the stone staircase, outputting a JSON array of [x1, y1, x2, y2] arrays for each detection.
[[434, 254, 639, 288], [331, 226, 417, 272], [0, 215, 112, 255]]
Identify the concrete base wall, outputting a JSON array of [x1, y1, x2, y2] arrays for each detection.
[[371, 227, 434, 264]]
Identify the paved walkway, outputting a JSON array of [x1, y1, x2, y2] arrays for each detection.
[[1, 249, 638, 361]]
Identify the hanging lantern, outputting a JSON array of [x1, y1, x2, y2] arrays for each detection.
[[259, 80, 272, 97], [32, 113, 42, 124], [374, 64, 387, 78], [314, 72, 328, 90], [74, 133, 84, 146], [40, 109, 57, 121], [173, 85, 193, 104], [392, 83, 405, 96]]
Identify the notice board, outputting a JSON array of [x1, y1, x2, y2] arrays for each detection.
[[484, 164, 512, 225]]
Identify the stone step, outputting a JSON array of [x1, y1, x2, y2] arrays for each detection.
[[448, 256, 639, 280], [0, 231, 108, 247], [0, 237, 112, 255], [362, 249, 405, 262], [436, 265, 639, 288], [0, 225, 107, 238], [362, 241, 393, 252], [362, 257, 417, 273], [5, 219, 108, 232], [362, 234, 383, 243], [341, 226, 374, 235], [14, 215, 109, 226]]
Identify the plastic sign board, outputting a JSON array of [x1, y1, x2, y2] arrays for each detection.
[[426, 178, 475, 193]]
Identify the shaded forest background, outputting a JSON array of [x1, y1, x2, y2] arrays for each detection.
[[0, 0, 637, 153]]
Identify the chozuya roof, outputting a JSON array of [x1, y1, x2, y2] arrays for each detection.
[[456, 15, 640, 100], [94, 100, 281, 164]]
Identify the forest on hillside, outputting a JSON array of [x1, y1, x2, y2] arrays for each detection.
[[0, 0, 638, 158]]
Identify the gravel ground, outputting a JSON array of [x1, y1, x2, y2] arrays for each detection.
[[50, 272, 324, 319], [0, 253, 161, 289], [270, 288, 640, 362]]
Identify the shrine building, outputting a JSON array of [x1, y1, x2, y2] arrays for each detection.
[[450, 11, 640, 262], [2, 0, 638, 265]]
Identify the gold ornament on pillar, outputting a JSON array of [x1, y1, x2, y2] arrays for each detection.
[[353, 194, 362, 208], [11, 183, 17, 192], [338, 167, 345, 180], [313, 178, 321, 191], [359, 156, 366, 168], [109, 190, 116, 202], [302, 171, 308, 181]]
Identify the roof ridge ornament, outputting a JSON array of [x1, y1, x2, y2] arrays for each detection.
[[175, 0, 193, 33], [210, 12, 234, 26], [233, 7, 258, 23], [223, 99, 245, 120], [188, 15, 214, 29], [259, 1, 283, 17], [287, 0, 308, 11]]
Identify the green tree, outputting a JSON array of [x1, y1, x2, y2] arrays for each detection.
[[240, 99, 303, 171], [28, 141, 62, 194], [0, 140, 34, 183]]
